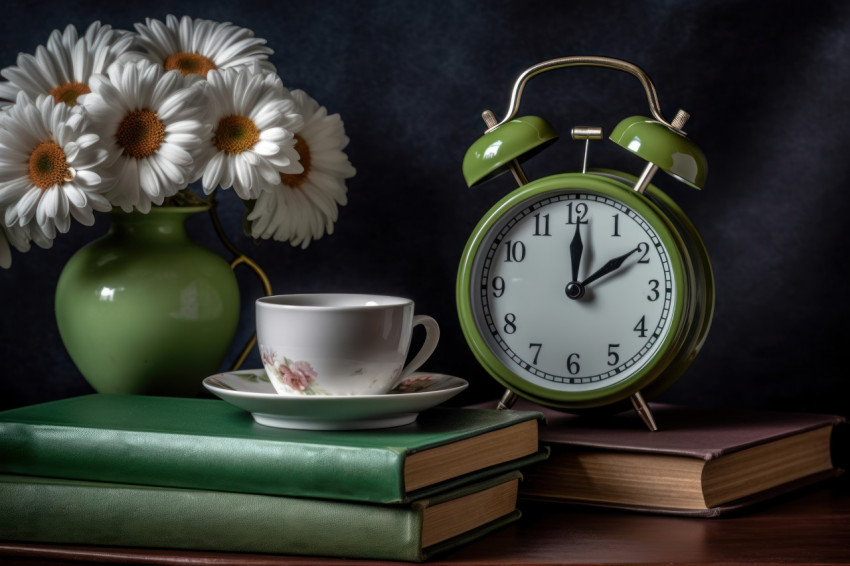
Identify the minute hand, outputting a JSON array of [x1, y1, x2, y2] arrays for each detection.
[[580, 246, 641, 288]]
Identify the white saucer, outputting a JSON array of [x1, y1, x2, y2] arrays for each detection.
[[203, 369, 468, 430]]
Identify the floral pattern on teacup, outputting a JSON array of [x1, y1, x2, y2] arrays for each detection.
[[232, 371, 270, 383], [260, 345, 329, 395], [394, 374, 435, 393]]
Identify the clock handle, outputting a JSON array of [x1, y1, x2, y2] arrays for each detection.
[[485, 55, 674, 134], [630, 391, 659, 431]]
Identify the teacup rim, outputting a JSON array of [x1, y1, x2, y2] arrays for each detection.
[[256, 293, 414, 310]]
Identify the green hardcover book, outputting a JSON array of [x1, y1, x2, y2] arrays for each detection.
[[0, 471, 522, 562], [0, 394, 545, 503]]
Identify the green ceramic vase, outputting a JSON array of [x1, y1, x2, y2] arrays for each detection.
[[55, 206, 240, 396]]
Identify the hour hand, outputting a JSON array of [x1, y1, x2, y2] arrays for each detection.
[[580, 246, 640, 288]]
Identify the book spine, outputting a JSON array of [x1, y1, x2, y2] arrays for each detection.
[[0, 422, 405, 503], [0, 475, 427, 561]]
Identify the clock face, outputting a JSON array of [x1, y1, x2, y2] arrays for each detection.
[[468, 187, 679, 396]]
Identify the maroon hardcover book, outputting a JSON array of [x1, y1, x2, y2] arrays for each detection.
[[472, 399, 845, 517]]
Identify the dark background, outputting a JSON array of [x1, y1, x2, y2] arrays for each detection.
[[1, 0, 848, 416]]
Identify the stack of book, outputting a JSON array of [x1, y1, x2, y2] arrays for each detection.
[[0, 394, 547, 561]]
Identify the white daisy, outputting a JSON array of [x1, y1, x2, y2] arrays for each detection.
[[0, 21, 134, 108], [194, 64, 303, 200], [247, 90, 356, 248], [124, 15, 275, 81], [0, 93, 111, 235], [83, 60, 210, 213], [0, 220, 55, 269]]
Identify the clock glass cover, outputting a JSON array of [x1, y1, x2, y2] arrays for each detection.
[[466, 182, 686, 404]]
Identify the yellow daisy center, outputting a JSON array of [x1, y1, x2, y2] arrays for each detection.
[[214, 115, 259, 154], [164, 52, 218, 78], [29, 141, 70, 190], [49, 81, 91, 106], [116, 109, 166, 159], [280, 135, 312, 188]]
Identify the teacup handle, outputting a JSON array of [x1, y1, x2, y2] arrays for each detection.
[[397, 315, 440, 383]]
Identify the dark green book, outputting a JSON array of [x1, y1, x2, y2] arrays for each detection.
[[0, 394, 545, 503], [0, 471, 522, 562]]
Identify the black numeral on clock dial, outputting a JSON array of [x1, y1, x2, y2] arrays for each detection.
[[634, 315, 648, 338], [529, 343, 542, 364], [504, 240, 526, 262], [647, 279, 660, 301], [566, 202, 588, 225], [566, 353, 581, 374], [503, 313, 517, 334], [637, 242, 651, 263], [492, 276, 505, 298], [607, 344, 620, 366], [533, 213, 551, 236]]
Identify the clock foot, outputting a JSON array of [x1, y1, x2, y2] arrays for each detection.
[[630, 391, 658, 431], [497, 389, 519, 410]]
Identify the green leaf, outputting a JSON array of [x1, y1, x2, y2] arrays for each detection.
[[232, 372, 262, 382]]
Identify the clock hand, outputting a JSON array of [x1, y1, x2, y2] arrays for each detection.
[[569, 221, 583, 284], [565, 222, 587, 300], [580, 246, 641, 288]]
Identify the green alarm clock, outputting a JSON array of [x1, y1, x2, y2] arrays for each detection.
[[456, 56, 714, 430]]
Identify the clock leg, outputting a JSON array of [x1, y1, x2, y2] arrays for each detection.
[[630, 391, 659, 431], [497, 389, 519, 410]]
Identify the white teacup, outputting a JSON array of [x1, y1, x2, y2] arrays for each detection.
[[255, 294, 440, 396]]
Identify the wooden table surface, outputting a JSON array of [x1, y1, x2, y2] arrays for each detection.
[[3, 477, 849, 565]]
